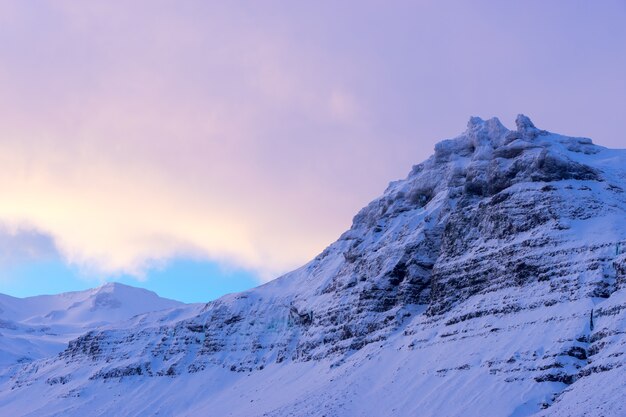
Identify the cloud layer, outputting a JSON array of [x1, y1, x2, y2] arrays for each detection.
[[1, 1, 624, 281]]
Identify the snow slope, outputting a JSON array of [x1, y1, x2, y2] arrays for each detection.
[[1, 115, 625, 417], [0, 283, 184, 369]]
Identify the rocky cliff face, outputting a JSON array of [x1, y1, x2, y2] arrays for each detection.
[[2, 115, 626, 417]]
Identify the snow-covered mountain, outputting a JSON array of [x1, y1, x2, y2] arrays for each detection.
[[0, 283, 183, 368], [2, 115, 626, 417]]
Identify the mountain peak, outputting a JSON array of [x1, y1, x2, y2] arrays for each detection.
[[364, 114, 612, 233], [464, 114, 544, 147], [467, 114, 537, 132], [436, 113, 601, 164], [515, 113, 536, 131], [466, 115, 485, 128], [96, 282, 122, 291], [466, 115, 506, 130], [95, 282, 136, 293]]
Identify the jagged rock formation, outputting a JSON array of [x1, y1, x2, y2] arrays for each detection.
[[1, 115, 626, 417]]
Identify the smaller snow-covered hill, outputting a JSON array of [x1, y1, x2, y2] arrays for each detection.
[[0, 283, 184, 368]]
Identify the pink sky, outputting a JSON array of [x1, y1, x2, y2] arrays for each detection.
[[0, 1, 624, 283]]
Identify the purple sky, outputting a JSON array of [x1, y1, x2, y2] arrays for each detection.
[[0, 1, 625, 299]]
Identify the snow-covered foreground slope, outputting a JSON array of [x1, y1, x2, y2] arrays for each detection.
[[0, 283, 183, 369], [2, 115, 626, 417]]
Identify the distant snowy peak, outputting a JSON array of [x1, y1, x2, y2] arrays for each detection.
[[0, 282, 183, 326], [84, 282, 178, 312], [0, 282, 185, 368]]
